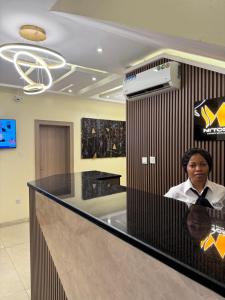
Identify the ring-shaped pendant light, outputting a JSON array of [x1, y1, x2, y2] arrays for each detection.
[[13, 50, 53, 95], [0, 43, 66, 69], [23, 84, 46, 95]]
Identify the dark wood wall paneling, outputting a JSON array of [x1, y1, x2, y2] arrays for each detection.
[[29, 189, 68, 300], [126, 59, 225, 195]]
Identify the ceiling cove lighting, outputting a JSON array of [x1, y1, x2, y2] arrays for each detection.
[[99, 85, 123, 100], [0, 43, 66, 95], [129, 48, 225, 75]]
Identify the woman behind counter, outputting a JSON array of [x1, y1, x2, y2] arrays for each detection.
[[165, 148, 225, 209]]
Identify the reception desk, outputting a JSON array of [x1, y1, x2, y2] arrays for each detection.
[[28, 171, 225, 300]]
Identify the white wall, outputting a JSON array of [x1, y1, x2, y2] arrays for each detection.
[[0, 87, 126, 224]]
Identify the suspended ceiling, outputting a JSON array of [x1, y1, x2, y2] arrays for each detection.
[[0, 0, 224, 103]]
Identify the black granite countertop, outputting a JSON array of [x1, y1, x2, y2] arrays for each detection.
[[28, 171, 225, 297], [29, 171, 125, 200]]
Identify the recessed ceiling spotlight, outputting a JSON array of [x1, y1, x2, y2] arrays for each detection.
[[97, 48, 103, 53], [68, 89, 72, 93], [92, 77, 96, 81]]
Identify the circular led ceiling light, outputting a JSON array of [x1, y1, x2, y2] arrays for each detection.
[[23, 84, 46, 95], [14, 50, 53, 95], [0, 41, 66, 95], [0, 43, 66, 69], [19, 25, 46, 42]]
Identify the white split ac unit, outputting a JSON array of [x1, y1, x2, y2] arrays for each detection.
[[123, 61, 181, 100]]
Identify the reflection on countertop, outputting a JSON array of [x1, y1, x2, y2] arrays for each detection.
[[101, 210, 127, 232], [30, 171, 126, 200], [81, 170, 125, 200]]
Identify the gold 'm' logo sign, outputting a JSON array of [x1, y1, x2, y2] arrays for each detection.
[[201, 102, 225, 128], [200, 233, 225, 259]]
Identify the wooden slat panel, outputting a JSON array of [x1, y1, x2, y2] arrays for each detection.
[[29, 188, 67, 300], [127, 60, 225, 194]]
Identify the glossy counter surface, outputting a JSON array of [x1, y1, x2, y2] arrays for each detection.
[[28, 172, 225, 297]]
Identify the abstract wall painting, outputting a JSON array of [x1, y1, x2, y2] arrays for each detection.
[[81, 118, 126, 158]]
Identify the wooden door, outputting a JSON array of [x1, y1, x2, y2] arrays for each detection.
[[35, 120, 74, 179]]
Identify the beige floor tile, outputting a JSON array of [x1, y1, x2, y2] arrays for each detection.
[[0, 248, 9, 264], [0, 239, 4, 249], [0, 222, 29, 247], [0, 289, 29, 300], [0, 249, 25, 298], [6, 243, 31, 290]]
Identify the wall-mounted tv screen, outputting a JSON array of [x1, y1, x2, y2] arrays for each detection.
[[0, 119, 16, 149]]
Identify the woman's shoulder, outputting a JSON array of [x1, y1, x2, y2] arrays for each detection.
[[164, 181, 187, 197], [208, 180, 225, 191]]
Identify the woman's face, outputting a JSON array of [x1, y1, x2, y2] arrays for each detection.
[[187, 154, 209, 183]]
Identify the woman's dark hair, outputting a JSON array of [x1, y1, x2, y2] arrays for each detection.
[[182, 148, 212, 172]]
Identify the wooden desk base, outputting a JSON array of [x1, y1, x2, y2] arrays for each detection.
[[29, 189, 223, 300]]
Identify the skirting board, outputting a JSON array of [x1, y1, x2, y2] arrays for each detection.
[[0, 218, 29, 228]]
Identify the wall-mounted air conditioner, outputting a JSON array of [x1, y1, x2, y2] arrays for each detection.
[[123, 61, 181, 100]]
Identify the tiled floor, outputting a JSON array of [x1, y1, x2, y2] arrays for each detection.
[[0, 222, 30, 300]]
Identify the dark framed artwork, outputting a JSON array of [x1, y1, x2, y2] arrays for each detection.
[[81, 118, 126, 158], [194, 97, 225, 141]]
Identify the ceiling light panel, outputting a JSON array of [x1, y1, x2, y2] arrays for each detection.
[[50, 65, 73, 80], [51, 69, 107, 92], [0, 59, 27, 87]]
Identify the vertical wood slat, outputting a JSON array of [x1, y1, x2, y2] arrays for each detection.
[[127, 60, 225, 194], [29, 188, 68, 300]]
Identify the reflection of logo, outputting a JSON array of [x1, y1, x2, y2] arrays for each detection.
[[200, 225, 225, 259], [200, 103, 225, 128]]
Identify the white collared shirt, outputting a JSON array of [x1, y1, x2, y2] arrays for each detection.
[[164, 179, 225, 209]]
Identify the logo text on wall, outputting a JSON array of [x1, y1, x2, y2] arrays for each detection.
[[194, 97, 225, 141]]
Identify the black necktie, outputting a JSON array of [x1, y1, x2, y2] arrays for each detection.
[[190, 187, 213, 209]]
